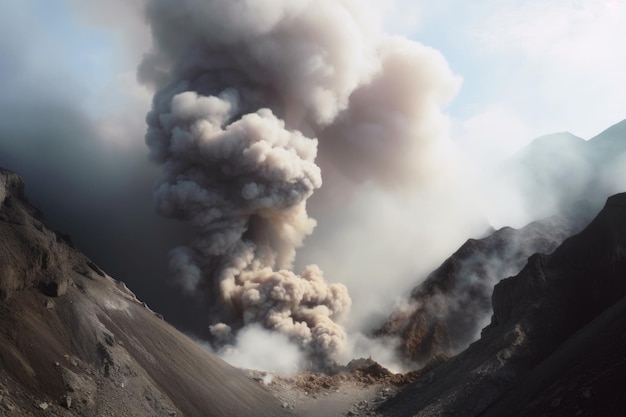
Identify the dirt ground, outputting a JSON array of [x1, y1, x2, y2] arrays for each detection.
[[245, 357, 438, 417], [253, 373, 394, 417]]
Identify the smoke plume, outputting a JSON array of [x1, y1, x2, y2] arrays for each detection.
[[141, 0, 459, 364]]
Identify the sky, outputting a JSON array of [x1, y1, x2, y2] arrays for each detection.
[[412, 0, 626, 162], [1, 0, 625, 370]]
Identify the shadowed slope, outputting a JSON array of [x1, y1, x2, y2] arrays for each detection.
[[380, 193, 626, 417]]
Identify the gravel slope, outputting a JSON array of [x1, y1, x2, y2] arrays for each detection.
[[0, 167, 288, 417]]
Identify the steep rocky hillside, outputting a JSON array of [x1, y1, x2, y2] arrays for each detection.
[[376, 216, 576, 365], [0, 168, 287, 417], [379, 193, 626, 416]]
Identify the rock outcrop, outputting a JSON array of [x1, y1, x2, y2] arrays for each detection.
[[379, 193, 626, 416], [0, 168, 288, 417]]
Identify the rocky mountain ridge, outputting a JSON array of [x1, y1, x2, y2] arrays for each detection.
[[376, 215, 577, 365]]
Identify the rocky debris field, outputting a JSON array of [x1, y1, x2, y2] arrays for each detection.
[[245, 356, 449, 417]]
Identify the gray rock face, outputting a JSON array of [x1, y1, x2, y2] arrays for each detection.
[[0, 168, 73, 300], [0, 168, 288, 417], [380, 193, 626, 417], [0, 168, 24, 205]]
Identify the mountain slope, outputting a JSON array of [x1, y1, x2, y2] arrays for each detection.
[[376, 216, 576, 365], [377, 118, 626, 366], [480, 295, 626, 417], [0, 168, 287, 416], [379, 193, 626, 416]]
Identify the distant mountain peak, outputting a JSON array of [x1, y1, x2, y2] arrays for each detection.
[[530, 131, 584, 143], [589, 117, 626, 142], [515, 131, 586, 159]]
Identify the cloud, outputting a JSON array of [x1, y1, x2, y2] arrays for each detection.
[[139, 0, 470, 367], [454, 104, 534, 166], [375, 0, 424, 36], [215, 325, 305, 374], [470, 0, 626, 138]]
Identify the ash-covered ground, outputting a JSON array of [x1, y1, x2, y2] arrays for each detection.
[[245, 356, 446, 417]]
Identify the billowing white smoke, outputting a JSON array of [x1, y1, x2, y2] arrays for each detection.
[[148, 87, 350, 360], [141, 0, 460, 366]]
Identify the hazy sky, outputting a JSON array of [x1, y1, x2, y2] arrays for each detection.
[[390, 0, 625, 165], [3, 1, 624, 160], [1, 0, 625, 366]]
